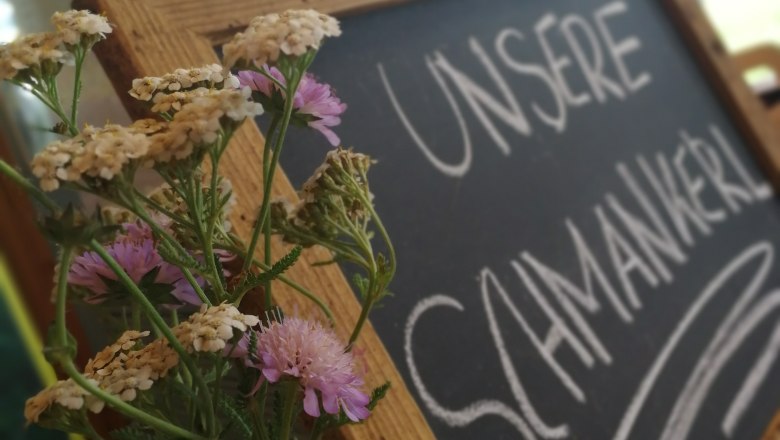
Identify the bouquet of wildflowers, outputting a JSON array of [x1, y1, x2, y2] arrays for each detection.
[[0, 9, 396, 439]]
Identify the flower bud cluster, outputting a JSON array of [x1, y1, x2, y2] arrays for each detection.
[[271, 148, 374, 248]]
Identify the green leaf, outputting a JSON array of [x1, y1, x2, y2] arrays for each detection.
[[218, 396, 253, 439], [232, 246, 302, 299], [368, 381, 391, 411], [41, 204, 121, 246], [110, 421, 168, 440], [139, 266, 162, 286], [93, 267, 179, 306], [157, 242, 207, 272], [269, 387, 284, 440], [351, 273, 369, 299], [212, 252, 228, 290], [42, 325, 77, 365]]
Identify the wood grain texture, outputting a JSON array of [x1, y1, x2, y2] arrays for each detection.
[[665, 0, 780, 188], [732, 44, 780, 79], [762, 409, 780, 440], [147, 0, 408, 43], [72, 0, 434, 438]]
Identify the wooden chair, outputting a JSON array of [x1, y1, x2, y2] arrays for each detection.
[[732, 44, 780, 127]]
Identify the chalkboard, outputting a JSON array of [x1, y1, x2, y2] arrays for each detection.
[[278, 0, 780, 438]]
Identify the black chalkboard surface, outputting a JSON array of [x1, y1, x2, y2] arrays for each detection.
[[277, 0, 780, 438]]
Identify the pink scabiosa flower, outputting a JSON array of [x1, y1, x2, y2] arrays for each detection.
[[238, 67, 347, 146], [68, 221, 203, 307], [239, 317, 370, 421]]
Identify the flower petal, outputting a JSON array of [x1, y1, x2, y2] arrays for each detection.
[[303, 387, 320, 417]]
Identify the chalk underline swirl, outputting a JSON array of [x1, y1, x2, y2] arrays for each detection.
[[612, 241, 773, 440]]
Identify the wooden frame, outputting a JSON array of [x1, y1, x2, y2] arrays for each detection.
[[0, 0, 765, 437], [664, 0, 780, 187]]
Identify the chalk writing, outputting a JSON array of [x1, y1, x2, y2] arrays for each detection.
[[405, 125, 775, 439]]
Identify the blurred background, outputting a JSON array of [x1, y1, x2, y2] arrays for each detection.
[[0, 0, 777, 439]]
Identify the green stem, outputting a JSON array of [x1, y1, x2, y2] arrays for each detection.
[[175, 174, 225, 301], [260, 117, 280, 309], [70, 47, 85, 129], [88, 241, 217, 437], [279, 381, 300, 440], [204, 151, 227, 300], [348, 262, 376, 347], [121, 195, 211, 306], [0, 159, 59, 213], [27, 86, 70, 128], [82, 420, 105, 440], [42, 77, 78, 136], [309, 417, 326, 440], [220, 242, 334, 323], [176, 253, 211, 306], [134, 188, 192, 227], [244, 75, 302, 274], [254, 261, 334, 323], [53, 249, 205, 439], [249, 383, 270, 440], [131, 303, 141, 330], [53, 248, 74, 351], [365, 199, 397, 283], [348, 199, 396, 347]]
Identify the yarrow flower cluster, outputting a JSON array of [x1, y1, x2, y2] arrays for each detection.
[[50, 10, 112, 46], [175, 303, 260, 353], [30, 88, 262, 191], [238, 67, 347, 145], [31, 122, 150, 191], [0, 10, 110, 81], [240, 316, 370, 421], [24, 378, 104, 423], [25, 330, 176, 423], [149, 87, 264, 162], [24, 303, 259, 425], [0, 32, 71, 81], [83, 330, 170, 402], [129, 64, 239, 101], [223, 9, 341, 68]]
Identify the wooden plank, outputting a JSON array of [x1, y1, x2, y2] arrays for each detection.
[[664, 0, 780, 188], [73, 0, 434, 438], [763, 410, 780, 440], [732, 44, 780, 79], [148, 0, 409, 43]]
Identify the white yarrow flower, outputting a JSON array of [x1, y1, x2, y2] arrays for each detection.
[[223, 9, 341, 68], [31, 123, 151, 191], [129, 64, 233, 102], [51, 10, 112, 46], [0, 32, 71, 81], [174, 303, 260, 353]]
